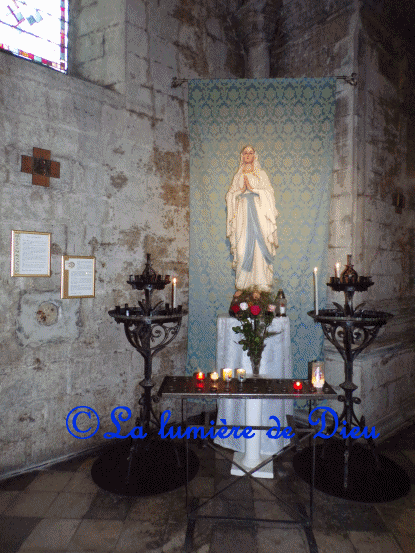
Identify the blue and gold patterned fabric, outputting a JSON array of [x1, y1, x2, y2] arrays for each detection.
[[187, 78, 336, 384]]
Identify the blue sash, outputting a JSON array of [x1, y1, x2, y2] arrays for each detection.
[[240, 191, 273, 272]]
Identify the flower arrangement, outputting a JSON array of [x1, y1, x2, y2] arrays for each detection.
[[229, 288, 278, 375]]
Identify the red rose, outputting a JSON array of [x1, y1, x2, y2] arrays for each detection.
[[231, 304, 240, 314], [250, 305, 261, 316]]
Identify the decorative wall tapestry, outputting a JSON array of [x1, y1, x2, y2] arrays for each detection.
[[187, 78, 336, 380]]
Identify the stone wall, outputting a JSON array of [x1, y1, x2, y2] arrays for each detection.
[[349, 7, 415, 431], [271, 0, 415, 435], [0, 0, 238, 476]]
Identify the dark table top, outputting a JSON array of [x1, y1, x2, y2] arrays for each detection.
[[158, 375, 338, 400]]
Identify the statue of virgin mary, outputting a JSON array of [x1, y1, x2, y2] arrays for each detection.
[[226, 146, 278, 292]]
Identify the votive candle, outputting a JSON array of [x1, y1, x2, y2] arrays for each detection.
[[311, 362, 325, 388], [195, 371, 205, 381], [222, 368, 232, 382], [210, 371, 219, 382], [236, 368, 246, 382]]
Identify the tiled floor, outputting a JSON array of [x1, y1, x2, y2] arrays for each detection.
[[1, 420, 415, 553]]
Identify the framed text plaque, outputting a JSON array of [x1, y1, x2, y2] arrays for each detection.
[[61, 256, 96, 299], [11, 230, 51, 277]]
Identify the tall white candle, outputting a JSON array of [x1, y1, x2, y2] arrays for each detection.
[[172, 277, 177, 308], [313, 267, 318, 315], [335, 262, 340, 278]]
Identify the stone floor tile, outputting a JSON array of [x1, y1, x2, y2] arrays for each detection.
[[188, 476, 215, 497], [18, 547, 67, 553], [251, 479, 278, 500], [114, 520, 167, 552], [394, 533, 415, 553], [49, 454, 93, 473], [127, 493, 171, 524], [348, 531, 404, 552], [214, 474, 253, 501], [0, 490, 19, 513], [403, 450, 415, 465], [211, 524, 257, 553], [45, 492, 97, 518], [0, 516, 42, 553], [67, 519, 123, 551], [313, 530, 356, 553], [0, 472, 40, 492], [190, 496, 229, 519], [254, 499, 294, 521], [312, 501, 388, 533], [381, 451, 415, 483], [375, 507, 415, 535], [19, 518, 81, 550], [197, 457, 216, 478], [375, 483, 415, 510], [75, 456, 96, 472], [84, 490, 136, 520], [257, 526, 308, 553], [63, 472, 101, 493], [159, 522, 188, 553], [27, 471, 75, 492], [8, 491, 58, 517]]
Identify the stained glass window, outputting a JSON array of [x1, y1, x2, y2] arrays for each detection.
[[0, 1, 68, 73]]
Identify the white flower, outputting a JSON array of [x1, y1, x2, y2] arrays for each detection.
[[240, 302, 248, 310]]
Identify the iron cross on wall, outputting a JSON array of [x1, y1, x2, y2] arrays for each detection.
[[21, 147, 60, 187]]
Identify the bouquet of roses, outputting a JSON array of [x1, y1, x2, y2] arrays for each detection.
[[229, 288, 278, 374]]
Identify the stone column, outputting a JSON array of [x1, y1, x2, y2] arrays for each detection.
[[234, 0, 280, 78]]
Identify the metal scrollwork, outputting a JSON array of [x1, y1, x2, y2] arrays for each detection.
[[308, 268, 393, 490]]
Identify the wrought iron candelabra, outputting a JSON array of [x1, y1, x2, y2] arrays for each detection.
[[110, 254, 183, 436], [308, 257, 392, 488], [295, 255, 409, 503], [91, 254, 199, 496]]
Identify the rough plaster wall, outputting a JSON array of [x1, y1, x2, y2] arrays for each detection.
[[0, 0, 238, 475]]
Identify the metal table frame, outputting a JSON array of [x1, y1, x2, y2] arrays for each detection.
[[158, 376, 338, 553]]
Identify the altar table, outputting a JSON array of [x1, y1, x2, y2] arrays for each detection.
[[214, 315, 292, 475]]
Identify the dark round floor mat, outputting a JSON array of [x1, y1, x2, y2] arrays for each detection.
[[293, 440, 410, 502], [91, 439, 199, 496]]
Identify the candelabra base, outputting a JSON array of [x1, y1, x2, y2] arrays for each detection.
[[91, 439, 200, 497], [293, 439, 410, 503]]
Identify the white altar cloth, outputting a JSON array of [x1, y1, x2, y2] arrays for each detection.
[[214, 314, 293, 457]]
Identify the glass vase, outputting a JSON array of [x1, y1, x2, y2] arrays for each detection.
[[250, 356, 261, 377]]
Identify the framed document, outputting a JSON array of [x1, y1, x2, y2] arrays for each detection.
[[61, 256, 96, 299], [11, 230, 51, 277]]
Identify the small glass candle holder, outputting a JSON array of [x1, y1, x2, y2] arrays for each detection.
[[236, 368, 246, 382], [210, 371, 219, 383], [311, 361, 325, 389], [195, 371, 205, 381], [222, 368, 232, 382], [293, 380, 303, 391]]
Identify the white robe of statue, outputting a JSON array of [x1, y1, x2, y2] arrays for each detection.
[[226, 148, 278, 292]]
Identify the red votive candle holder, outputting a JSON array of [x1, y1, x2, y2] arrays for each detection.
[[293, 380, 303, 391], [195, 372, 205, 381]]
